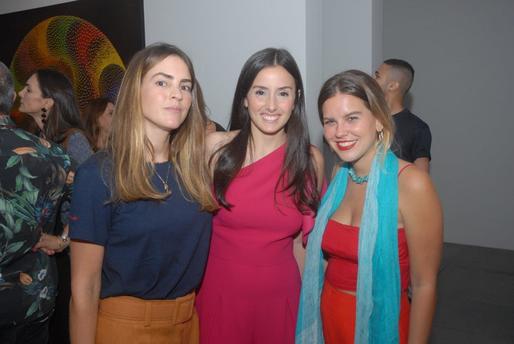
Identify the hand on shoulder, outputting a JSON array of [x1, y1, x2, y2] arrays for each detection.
[[206, 130, 240, 169]]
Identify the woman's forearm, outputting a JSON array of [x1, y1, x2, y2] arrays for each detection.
[[69, 241, 104, 344], [407, 284, 437, 343], [70, 286, 100, 344]]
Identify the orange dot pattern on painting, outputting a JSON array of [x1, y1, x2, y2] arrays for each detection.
[[11, 15, 125, 110]]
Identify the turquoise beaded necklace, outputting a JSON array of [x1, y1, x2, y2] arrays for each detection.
[[348, 167, 368, 184]]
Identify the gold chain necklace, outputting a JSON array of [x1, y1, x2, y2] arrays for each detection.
[[153, 162, 171, 192]]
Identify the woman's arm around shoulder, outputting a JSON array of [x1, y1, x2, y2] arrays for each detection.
[[205, 130, 238, 167], [69, 241, 104, 344], [309, 145, 325, 192], [398, 161, 443, 343]]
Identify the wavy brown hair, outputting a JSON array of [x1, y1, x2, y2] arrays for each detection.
[[318, 70, 394, 154], [109, 42, 217, 211], [82, 97, 111, 151]]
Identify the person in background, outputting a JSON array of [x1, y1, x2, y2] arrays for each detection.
[[196, 48, 324, 344], [0, 61, 72, 344], [374, 59, 432, 173], [18, 68, 93, 344], [82, 97, 114, 151], [297, 70, 442, 343], [69, 42, 217, 343], [18, 69, 93, 165]]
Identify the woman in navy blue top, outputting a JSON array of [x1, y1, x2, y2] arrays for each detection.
[[69, 43, 217, 344]]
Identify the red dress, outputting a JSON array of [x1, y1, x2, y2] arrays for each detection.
[[196, 145, 313, 344], [320, 220, 411, 344]]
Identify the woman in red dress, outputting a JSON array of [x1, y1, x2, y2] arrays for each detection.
[[196, 48, 324, 344], [297, 70, 443, 344]]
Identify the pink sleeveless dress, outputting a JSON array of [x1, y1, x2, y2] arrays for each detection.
[[196, 144, 314, 344]]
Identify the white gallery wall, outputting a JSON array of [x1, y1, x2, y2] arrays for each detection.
[[318, 0, 383, 172], [383, 0, 514, 250], [144, 0, 308, 135]]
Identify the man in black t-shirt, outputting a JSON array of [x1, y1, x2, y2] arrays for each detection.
[[374, 59, 432, 173]]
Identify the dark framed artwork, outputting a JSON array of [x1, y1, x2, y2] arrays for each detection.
[[0, 0, 145, 117]]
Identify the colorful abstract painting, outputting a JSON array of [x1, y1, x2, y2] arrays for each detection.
[[11, 15, 125, 109], [0, 0, 144, 122]]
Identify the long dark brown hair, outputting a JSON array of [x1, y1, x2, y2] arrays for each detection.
[[35, 69, 85, 143], [213, 48, 320, 213]]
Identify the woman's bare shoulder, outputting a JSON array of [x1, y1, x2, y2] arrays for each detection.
[[398, 160, 432, 191]]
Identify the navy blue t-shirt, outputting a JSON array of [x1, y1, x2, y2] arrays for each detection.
[[69, 153, 212, 299]]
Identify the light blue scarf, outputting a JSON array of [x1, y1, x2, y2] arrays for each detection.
[[296, 149, 400, 344]]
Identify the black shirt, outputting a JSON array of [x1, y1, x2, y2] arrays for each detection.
[[391, 109, 432, 163]]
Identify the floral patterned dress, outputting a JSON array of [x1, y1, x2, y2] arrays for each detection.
[[0, 115, 72, 326]]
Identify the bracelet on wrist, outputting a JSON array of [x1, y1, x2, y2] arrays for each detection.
[[59, 233, 70, 249]]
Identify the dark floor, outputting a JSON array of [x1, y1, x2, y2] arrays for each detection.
[[429, 243, 514, 343]]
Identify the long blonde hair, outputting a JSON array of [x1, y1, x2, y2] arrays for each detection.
[[109, 42, 217, 211]]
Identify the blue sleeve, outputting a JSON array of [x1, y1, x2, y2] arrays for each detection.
[[69, 157, 111, 245], [413, 124, 432, 161], [67, 132, 93, 166]]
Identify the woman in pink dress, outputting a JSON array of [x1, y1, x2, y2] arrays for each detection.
[[196, 48, 324, 343]]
